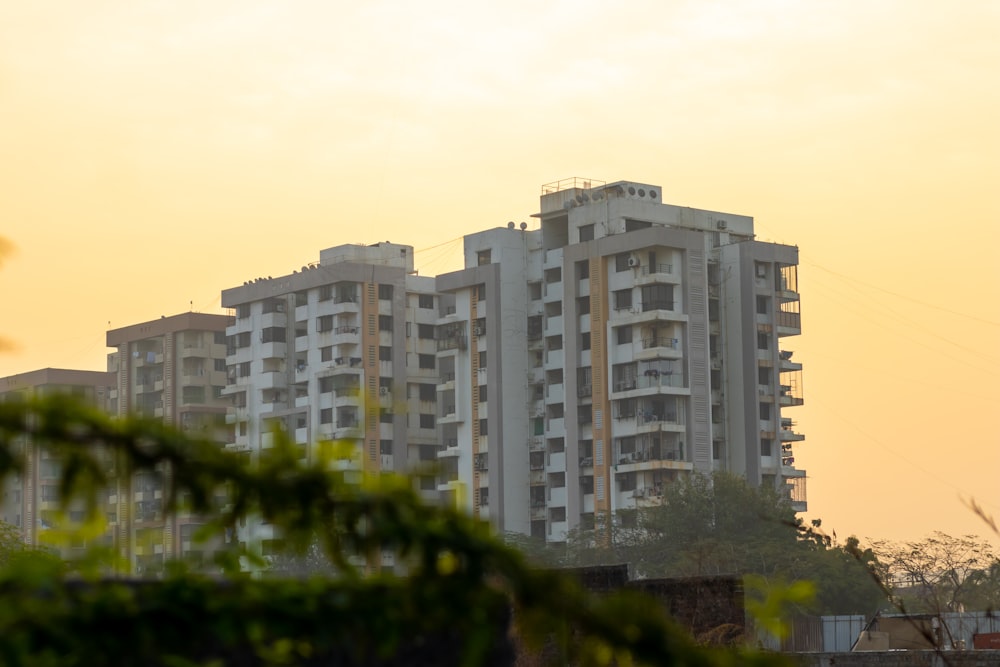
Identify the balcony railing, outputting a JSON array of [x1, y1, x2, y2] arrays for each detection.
[[436, 335, 467, 351], [777, 311, 801, 329], [613, 379, 637, 393], [642, 337, 679, 350], [641, 263, 673, 276], [616, 447, 684, 465]]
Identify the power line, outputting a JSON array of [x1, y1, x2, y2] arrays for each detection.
[[805, 261, 1000, 327], [825, 411, 999, 514]]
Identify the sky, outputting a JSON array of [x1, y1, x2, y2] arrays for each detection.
[[1, 0, 998, 547]]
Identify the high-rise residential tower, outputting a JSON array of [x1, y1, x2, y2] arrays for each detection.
[[221, 243, 441, 557], [106, 312, 233, 573], [434, 178, 805, 542], [222, 178, 805, 549]]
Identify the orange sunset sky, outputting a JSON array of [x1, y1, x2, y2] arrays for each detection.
[[1, 1, 998, 546]]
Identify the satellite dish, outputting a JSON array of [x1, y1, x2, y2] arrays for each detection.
[[628, 186, 636, 196], [520, 222, 527, 230], [508, 221, 515, 229]]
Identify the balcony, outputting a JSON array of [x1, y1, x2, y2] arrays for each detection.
[[635, 412, 684, 435], [259, 311, 287, 330], [779, 428, 805, 442], [180, 344, 210, 359], [329, 297, 360, 315], [258, 371, 287, 390], [616, 305, 687, 327], [776, 310, 801, 336], [636, 263, 678, 286], [437, 444, 460, 459], [437, 372, 455, 390], [777, 280, 799, 304], [779, 350, 802, 372], [778, 388, 804, 407], [334, 391, 360, 408], [612, 378, 638, 394], [258, 341, 287, 361], [636, 336, 682, 361], [331, 326, 360, 345], [437, 335, 467, 351], [325, 357, 364, 376], [439, 405, 461, 424], [635, 372, 686, 393]]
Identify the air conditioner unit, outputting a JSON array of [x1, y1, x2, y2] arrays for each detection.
[[473, 325, 484, 336], [716, 220, 728, 230], [627, 255, 639, 268], [379, 387, 389, 396]]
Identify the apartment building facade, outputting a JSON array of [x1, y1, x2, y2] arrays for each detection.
[[106, 312, 233, 572], [220, 243, 443, 555], [434, 178, 805, 542], [219, 178, 805, 548], [0, 368, 113, 556]]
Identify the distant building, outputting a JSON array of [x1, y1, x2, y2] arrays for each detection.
[[106, 312, 233, 573], [0, 368, 113, 556]]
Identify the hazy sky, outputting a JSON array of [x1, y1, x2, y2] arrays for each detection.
[[2, 0, 998, 546]]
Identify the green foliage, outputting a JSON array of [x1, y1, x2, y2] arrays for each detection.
[[563, 473, 885, 616], [744, 576, 816, 640], [0, 395, 792, 666]]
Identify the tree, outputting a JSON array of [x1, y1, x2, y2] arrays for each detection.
[[563, 473, 885, 616], [873, 531, 999, 613], [0, 394, 790, 666]]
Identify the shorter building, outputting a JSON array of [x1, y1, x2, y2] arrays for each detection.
[[106, 312, 234, 573], [0, 368, 113, 557]]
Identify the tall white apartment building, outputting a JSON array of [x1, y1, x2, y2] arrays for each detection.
[[222, 178, 805, 548], [435, 178, 805, 542], [221, 243, 442, 556]]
